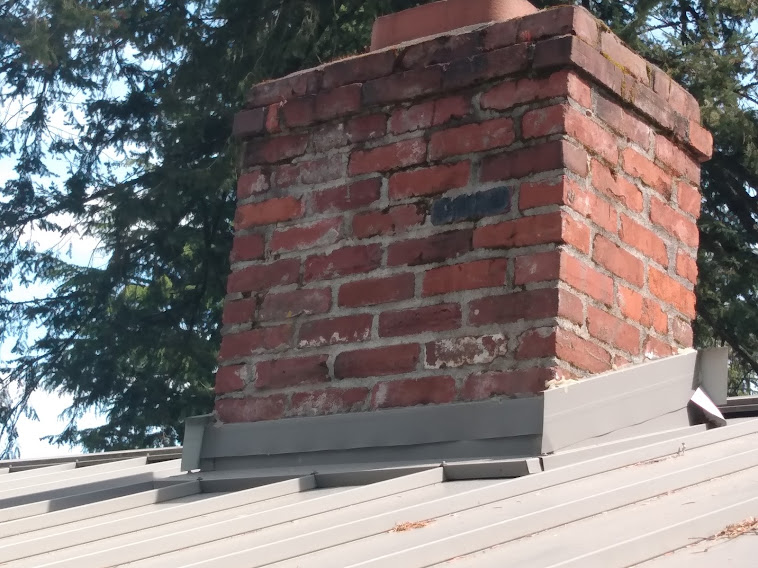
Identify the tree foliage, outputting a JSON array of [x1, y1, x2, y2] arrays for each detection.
[[0, 0, 757, 457]]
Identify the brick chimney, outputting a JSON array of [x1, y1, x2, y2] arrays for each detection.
[[216, 0, 712, 424]]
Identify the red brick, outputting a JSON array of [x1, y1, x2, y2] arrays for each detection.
[[215, 365, 246, 394], [379, 304, 461, 337], [371, 376, 456, 409], [521, 104, 564, 138], [473, 212, 562, 249], [433, 96, 470, 125], [363, 67, 443, 106], [219, 325, 291, 360], [311, 123, 349, 153], [322, 50, 396, 90], [281, 96, 314, 128], [389, 100, 434, 134], [399, 33, 480, 69], [593, 234, 644, 287], [596, 95, 651, 149], [227, 259, 299, 293], [620, 215, 669, 267], [244, 134, 308, 165], [514, 250, 561, 285], [556, 328, 612, 373], [644, 336, 676, 359], [677, 181, 702, 218], [215, 395, 286, 423], [560, 254, 615, 306], [673, 318, 694, 348], [442, 44, 529, 90], [222, 298, 256, 326], [676, 250, 698, 284], [230, 234, 265, 263], [237, 170, 269, 200], [389, 161, 471, 200], [425, 334, 508, 369], [480, 70, 573, 111], [563, 184, 618, 236], [259, 288, 331, 321], [346, 114, 387, 143], [352, 205, 424, 239], [649, 267, 696, 318], [621, 148, 672, 197], [481, 140, 588, 182], [272, 156, 345, 188], [290, 388, 369, 417], [599, 32, 648, 83], [422, 259, 507, 296], [232, 108, 265, 138], [270, 218, 342, 253], [558, 288, 585, 325], [387, 230, 472, 267], [650, 197, 699, 248], [335, 344, 420, 378], [469, 288, 559, 325], [587, 306, 641, 355], [255, 355, 329, 389], [315, 84, 362, 122], [591, 159, 643, 212], [429, 118, 516, 160], [518, 177, 569, 210], [614, 355, 631, 369], [305, 244, 382, 281], [617, 285, 667, 334], [461, 368, 552, 399], [312, 179, 380, 213], [235, 197, 303, 229], [265, 103, 281, 134], [516, 327, 557, 359], [298, 315, 373, 348], [688, 120, 713, 160], [655, 134, 700, 183], [338, 274, 415, 308], [349, 138, 427, 175]]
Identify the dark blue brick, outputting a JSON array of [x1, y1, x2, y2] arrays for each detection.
[[431, 186, 511, 225]]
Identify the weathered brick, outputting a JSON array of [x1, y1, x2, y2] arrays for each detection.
[[362, 67, 443, 106], [591, 159, 643, 212], [617, 285, 667, 334], [673, 318, 694, 347], [265, 103, 281, 134], [230, 234, 265, 263], [260, 288, 331, 321], [480, 140, 588, 182], [315, 84, 362, 122], [270, 218, 342, 253], [425, 334, 508, 369], [620, 214, 669, 267], [442, 44, 529, 90], [387, 230, 472, 266], [587, 306, 641, 355], [312, 179, 381, 213], [648, 266, 696, 318], [389, 100, 434, 134], [559, 180, 618, 235], [219, 325, 292, 360], [255, 355, 329, 389], [389, 161, 471, 200], [516, 327, 557, 359], [560, 254, 615, 306], [423, 259, 508, 296], [310, 123, 348, 153], [305, 244, 382, 281], [322, 50, 396, 90], [215, 365, 246, 394], [650, 197, 699, 248], [379, 304, 462, 337], [349, 138, 427, 175], [473, 212, 562, 249], [599, 32, 648, 83], [371, 375, 456, 409], [246, 70, 320, 107], [461, 368, 551, 399], [290, 387, 369, 417], [677, 181, 702, 218], [469, 288, 559, 325], [335, 344, 420, 378], [352, 204, 424, 239], [281, 96, 315, 128], [655, 134, 700, 183], [556, 328, 612, 373], [558, 287, 586, 325], [216, 395, 287, 423], [621, 147, 672, 197], [431, 186, 511, 226], [222, 298, 256, 326], [688, 120, 713, 160], [429, 118, 516, 160], [298, 315, 373, 347], [338, 274, 415, 308], [244, 134, 309, 165], [520, 104, 564, 139], [676, 250, 698, 284], [432, 96, 471, 125], [592, 234, 644, 287], [237, 170, 269, 200], [596, 95, 651, 149], [399, 33, 481, 70], [514, 250, 561, 285], [232, 108, 265, 138], [480, 70, 589, 111], [644, 336, 676, 359], [235, 197, 303, 229], [346, 114, 387, 143], [272, 156, 345, 188], [227, 259, 300, 293]]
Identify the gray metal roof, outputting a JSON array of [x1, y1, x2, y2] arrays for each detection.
[[0, 417, 757, 567]]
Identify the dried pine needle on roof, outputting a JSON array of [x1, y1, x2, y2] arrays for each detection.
[[390, 519, 435, 532]]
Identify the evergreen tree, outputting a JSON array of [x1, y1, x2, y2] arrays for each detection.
[[0, 0, 756, 456]]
